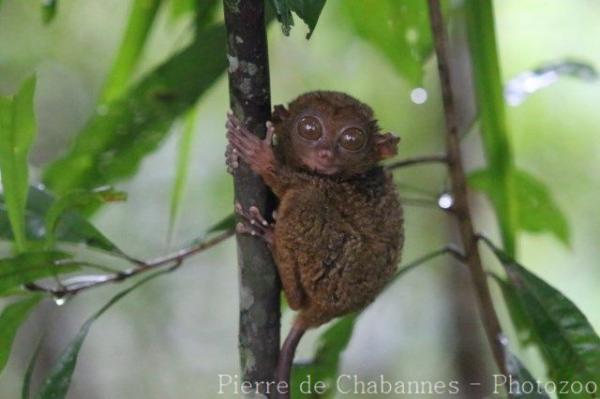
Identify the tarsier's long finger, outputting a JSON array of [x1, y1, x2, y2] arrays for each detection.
[[265, 121, 275, 145], [236, 222, 262, 237], [227, 122, 261, 149], [227, 112, 256, 139], [248, 206, 270, 227], [227, 133, 257, 160]]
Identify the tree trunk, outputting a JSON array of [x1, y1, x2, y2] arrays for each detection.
[[223, 1, 281, 396]]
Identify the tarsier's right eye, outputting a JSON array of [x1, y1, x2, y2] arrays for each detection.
[[297, 116, 322, 141]]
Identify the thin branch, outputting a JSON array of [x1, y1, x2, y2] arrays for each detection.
[[391, 244, 465, 281], [427, 0, 507, 375], [386, 153, 448, 171], [25, 229, 234, 297]]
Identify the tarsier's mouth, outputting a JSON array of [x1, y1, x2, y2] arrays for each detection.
[[303, 159, 339, 175]]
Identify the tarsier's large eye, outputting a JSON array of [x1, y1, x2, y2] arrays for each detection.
[[297, 116, 322, 140], [339, 127, 366, 151]]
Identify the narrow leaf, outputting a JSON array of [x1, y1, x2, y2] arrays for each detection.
[[491, 274, 537, 346], [34, 269, 168, 399], [342, 0, 433, 85], [504, 351, 551, 399], [469, 169, 569, 245], [101, 0, 162, 103], [168, 108, 198, 241], [41, 0, 58, 24], [43, 24, 227, 197], [0, 295, 43, 374], [270, 0, 326, 38], [0, 251, 77, 295], [483, 238, 600, 396], [0, 186, 122, 254], [292, 314, 357, 398], [465, 0, 517, 255], [206, 213, 235, 234], [170, 0, 218, 26], [22, 335, 44, 399], [0, 76, 37, 252], [44, 187, 126, 248]]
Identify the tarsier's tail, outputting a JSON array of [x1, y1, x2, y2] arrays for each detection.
[[275, 318, 306, 399]]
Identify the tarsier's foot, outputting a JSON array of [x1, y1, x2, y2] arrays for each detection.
[[226, 111, 275, 175], [235, 202, 274, 246]]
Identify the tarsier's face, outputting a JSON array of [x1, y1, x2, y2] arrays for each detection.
[[274, 91, 399, 178], [290, 111, 373, 176]]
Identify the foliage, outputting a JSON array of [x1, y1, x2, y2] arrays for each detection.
[[0, 295, 43, 374], [342, 0, 434, 86], [270, 0, 327, 38], [0, 186, 123, 254], [43, 24, 227, 197], [168, 107, 199, 240], [0, 0, 597, 398], [465, 0, 517, 256], [0, 77, 37, 252], [100, 0, 163, 103], [485, 238, 600, 397], [292, 315, 357, 398], [470, 169, 570, 245], [31, 270, 169, 399]]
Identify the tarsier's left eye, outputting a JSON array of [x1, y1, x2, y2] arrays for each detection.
[[339, 127, 366, 151]]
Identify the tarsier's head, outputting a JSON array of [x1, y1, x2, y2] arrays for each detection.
[[272, 91, 399, 178]]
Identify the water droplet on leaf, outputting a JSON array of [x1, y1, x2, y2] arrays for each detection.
[[438, 192, 454, 209], [410, 88, 428, 105]]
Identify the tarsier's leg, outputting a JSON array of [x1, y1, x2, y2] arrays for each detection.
[[234, 202, 274, 247]]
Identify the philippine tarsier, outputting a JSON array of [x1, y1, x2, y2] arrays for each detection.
[[226, 91, 404, 398]]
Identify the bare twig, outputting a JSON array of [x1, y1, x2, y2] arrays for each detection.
[[427, 0, 507, 375], [25, 229, 234, 297], [386, 153, 448, 171]]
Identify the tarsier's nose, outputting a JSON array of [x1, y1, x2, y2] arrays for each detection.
[[317, 149, 334, 162]]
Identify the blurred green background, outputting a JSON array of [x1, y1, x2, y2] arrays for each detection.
[[0, 0, 599, 398]]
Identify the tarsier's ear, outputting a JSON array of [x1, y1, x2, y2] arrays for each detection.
[[375, 132, 400, 160], [272, 104, 290, 123]]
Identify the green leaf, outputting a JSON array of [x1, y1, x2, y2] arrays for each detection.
[[44, 187, 126, 248], [469, 169, 569, 245], [0, 294, 43, 374], [270, 0, 326, 39], [465, 0, 517, 256], [342, 0, 433, 86], [504, 351, 551, 399], [0, 186, 122, 254], [206, 213, 236, 234], [292, 314, 357, 398], [0, 76, 37, 252], [43, 24, 227, 197], [483, 238, 600, 396], [41, 0, 58, 24], [101, 0, 162, 103], [22, 335, 44, 399], [168, 108, 198, 241], [170, 0, 218, 26], [170, 0, 195, 20], [491, 274, 536, 346], [34, 269, 169, 399], [0, 251, 78, 296]]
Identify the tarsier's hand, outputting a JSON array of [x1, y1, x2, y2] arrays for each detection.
[[226, 111, 276, 176]]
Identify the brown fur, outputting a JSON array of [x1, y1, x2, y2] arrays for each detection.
[[226, 91, 404, 397]]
